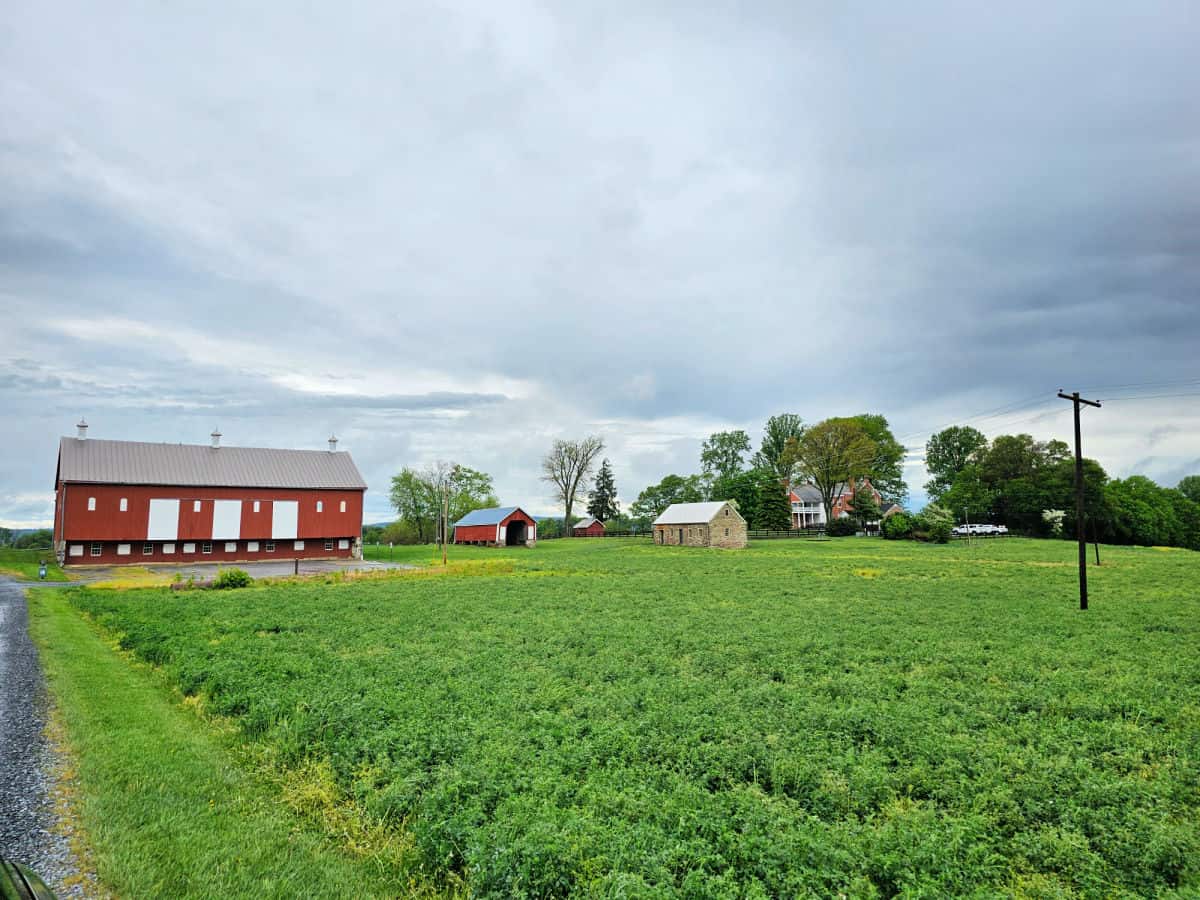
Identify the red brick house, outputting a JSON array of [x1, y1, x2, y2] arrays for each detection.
[[572, 516, 605, 537], [789, 478, 883, 528], [54, 424, 365, 566]]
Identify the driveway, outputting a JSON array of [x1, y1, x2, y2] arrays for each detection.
[[0, 577, 87, 895], [71, 557, 414, 583]]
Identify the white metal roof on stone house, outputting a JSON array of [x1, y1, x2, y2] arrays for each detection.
[[652, 501, 745, 526], [56, 437, 367, 490]]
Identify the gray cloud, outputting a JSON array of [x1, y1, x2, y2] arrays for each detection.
[[1, 0, 1198, 525]]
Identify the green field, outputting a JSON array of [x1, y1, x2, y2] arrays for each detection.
[[40, 538, 1200, 897]]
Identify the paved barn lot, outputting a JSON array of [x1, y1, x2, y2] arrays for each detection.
[[70, 557, 413, 583]]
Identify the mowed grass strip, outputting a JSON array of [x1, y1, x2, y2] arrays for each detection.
[[0, 547, 68, 580], [62, 539, 1200, 897], [27, 589, 448, 899]]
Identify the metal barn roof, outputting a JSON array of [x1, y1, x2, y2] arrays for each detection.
[[653, 501, 737, 525], [573, 516, 602, 529], [57, 437, 367, 490], [453, 506, 527, 527]]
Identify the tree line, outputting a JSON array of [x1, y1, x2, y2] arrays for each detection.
[[925, 425, 1200, 550], [626, 413, 907, 531]]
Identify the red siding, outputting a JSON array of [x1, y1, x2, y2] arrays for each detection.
[[57, 484, 364, 543], [454, 524, 499, 543], [453, 508, 537, 545]]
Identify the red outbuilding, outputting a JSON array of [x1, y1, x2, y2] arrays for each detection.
[[53, 423, 366, 566], [572, 516, 605, 537], [452, 506, 537, 546]]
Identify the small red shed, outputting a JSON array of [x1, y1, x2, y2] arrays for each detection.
[[453, 506, 537, 546], [572, 516, 605, 537]]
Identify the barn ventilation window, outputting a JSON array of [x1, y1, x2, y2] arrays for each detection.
[[247, 541, 259, 552], [225, 542, 236, 553], [193, 500, 201, 512], [340, 500, 346, 513], [316, 501, 323, 513], [253, 501, 260, 513], [87, 497, 96, 511], [120, 497, 128, 512], [183, 543, 195, 554], [294, 540, 305, 551], [163, 543, 175, 554]]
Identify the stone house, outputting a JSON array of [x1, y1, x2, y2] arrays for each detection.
[[652, 501, 747, 549]]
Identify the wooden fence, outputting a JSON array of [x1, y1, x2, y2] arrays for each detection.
[[746, 528, 828, 540]]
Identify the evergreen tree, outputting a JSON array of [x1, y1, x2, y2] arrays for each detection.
[[587, 458, 620, 521], [847, 480, 882, 531], [754, 472, 793, 531]]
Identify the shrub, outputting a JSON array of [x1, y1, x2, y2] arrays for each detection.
[[915, 504, 954, 544], [825, 517, 858, 537], [881, 511, 914, 540], [213, 568, 253, 590]]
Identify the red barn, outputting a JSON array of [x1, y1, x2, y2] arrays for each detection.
[[452, 506, 537, 546], [572, 516, 605, 537], [53, 424, 366, 566]]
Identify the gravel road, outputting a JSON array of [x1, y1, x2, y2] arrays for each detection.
[[0, 578, 91, 896]]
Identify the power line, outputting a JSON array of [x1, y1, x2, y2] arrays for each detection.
[[1079, 376, 1200, 393], [1096, 390, 1200, 402]]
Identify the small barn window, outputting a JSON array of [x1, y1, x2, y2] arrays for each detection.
[[90, 543, 101, 557], [201, 542, 212, 554], [193, 500, 201, 512], [163, 543, 175, 554], [316, 501, 323, 513], [69, 545, 83, 557], [338, 539, 349, 550], [87, 497, 96, 511], [294, 540, 305, 550], [117, 543, 131, 556], [247, 541, 259, 552], [725, 508, 729, 516], [340, 500, 346, 513], [253, 501, 260, 513], [142, 543, 153, 555], [725, 528, 729, 536], [265, 541, 275, 552], [324, 539, 334, 551], [224, 542, 236, 553], [183, 543, 196, 554], [120, 497, 128, 512]]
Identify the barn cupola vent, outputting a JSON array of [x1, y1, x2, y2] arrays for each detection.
[[76, 418, 88, 440], [211, 428, 222, 449], [328, 434, 339, 452]]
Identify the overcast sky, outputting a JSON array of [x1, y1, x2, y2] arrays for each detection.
[[2, 1, 1198, 527]]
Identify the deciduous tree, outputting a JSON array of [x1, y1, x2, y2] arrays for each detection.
[[782, 418, 877, 523], [752, 414, 805, 481], [924, 426, 988, 500], [630, 474, 705, 523], [700, 430, 751, 482], [851, 414, 908, 504], [542, 436, 605, 537]]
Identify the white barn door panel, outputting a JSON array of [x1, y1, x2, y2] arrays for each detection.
[[212, 500, 243, 539], [272, 500, 298, 539], [147, 499, 180, 541]]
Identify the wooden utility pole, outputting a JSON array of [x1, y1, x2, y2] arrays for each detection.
[[1057, 390, 1102, 610]]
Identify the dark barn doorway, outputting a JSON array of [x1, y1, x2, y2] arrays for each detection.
[[505, 520, 527, 546]]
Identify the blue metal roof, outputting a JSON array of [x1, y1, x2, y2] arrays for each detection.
[[453, 506, 520, 527]]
